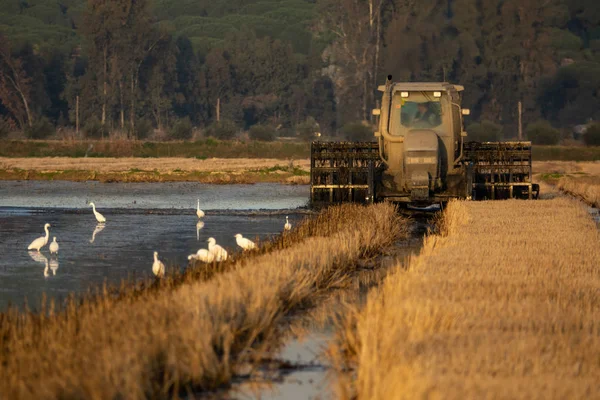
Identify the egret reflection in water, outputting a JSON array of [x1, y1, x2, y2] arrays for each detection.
[[49, 258, 59, 276], [28, 251, 50, 277], [90, 223, 106, 243], [28, 250, 48, 264], [196, 220, 205, 240]]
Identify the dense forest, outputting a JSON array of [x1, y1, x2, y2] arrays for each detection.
[[0, 0, 599, 141]]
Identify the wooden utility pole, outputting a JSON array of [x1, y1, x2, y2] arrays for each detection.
[[518, 101, 523, 140], [76, 95, 80, 135], [216, 97, 221, 122]]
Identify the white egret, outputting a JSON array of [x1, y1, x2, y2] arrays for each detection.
[[284, 216, 292, 231], [90, 223, 105, 243], [188, 249, 215, 263], [89, 202, 106, 223], [196, 220, 205, 240], [152, 251, 165, 278], [207, 237, 228, 261], [28, 223, 51, 251], [234, 234, 256, 251], [49, 259, 59, 276], [197, 248, 215, 262], [49, 237, 59, 254], [196, 199, 205, 219]]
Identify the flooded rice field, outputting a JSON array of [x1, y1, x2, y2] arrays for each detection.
[[227, 233, 427, 400], [0, 181, 309, 311]]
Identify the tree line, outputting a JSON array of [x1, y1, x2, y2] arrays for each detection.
[[0, 0, 599, 141]]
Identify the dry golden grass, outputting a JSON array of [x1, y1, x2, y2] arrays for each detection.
[[533, 160, 600, 176], [332, 198, 600, 399], [0, 203, 407, 399], [0, 157, 311, 183], [557, 176, 600, 208], [0, 157, 310, 173]]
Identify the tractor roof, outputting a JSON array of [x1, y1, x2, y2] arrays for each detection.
[[378, 82, 464, 93]]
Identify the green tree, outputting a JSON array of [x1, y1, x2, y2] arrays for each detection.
[[526, 119, 561, 145], [318, 0, 391, 123], [584, 123, 600, 146], [342, 121, 374, 142], [466, 120, 504, 142], [0, 33, 34, 128], [248, 124, 276, 141]]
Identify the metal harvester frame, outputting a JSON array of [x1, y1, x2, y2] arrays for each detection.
[[310, 142, 381, 204], [310, 141, 539, 204], [464, 141, 539, 200]]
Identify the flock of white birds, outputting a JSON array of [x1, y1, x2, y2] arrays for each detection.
[[27, 199, 293, 279]]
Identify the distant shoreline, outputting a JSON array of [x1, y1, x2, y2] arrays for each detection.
[[0, 156, 311, 184]]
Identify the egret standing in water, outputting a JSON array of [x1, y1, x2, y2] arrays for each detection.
[[28, 223, 51, 251], [152, 251, 165, 278], [196, 199, 205, 218], [49, 237, 59, 254], [89, 202, 106, 223], [207, 237, 228, 261], [235, 234, 256, 251], [284, 216, 292, 231]]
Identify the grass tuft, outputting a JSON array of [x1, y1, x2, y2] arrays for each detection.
[[556, 176, 600, 208]]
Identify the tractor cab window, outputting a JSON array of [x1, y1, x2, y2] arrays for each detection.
[[400, 101, 442, 129], [389, 92, 445, 136]]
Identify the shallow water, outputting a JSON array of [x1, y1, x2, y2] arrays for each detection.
[[229, 232, 428, 400], [0, 181, 309, 210], [0, 181, 309, 311]]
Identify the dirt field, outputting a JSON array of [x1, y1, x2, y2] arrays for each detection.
[[0, 157, 310, 173], [0, 157, 311, 183], [332, 197, 600, 399], [533, 160, 600, 176]]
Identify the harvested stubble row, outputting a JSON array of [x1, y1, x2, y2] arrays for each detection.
[[557, 176, 600, 208], [0, 203, 407, 399], [333, 198, 600, 400]]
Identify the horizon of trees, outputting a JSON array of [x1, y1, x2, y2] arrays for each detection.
[[0, 0, 599, 140]]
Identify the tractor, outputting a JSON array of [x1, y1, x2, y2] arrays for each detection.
[[310, 76, 539, 206]]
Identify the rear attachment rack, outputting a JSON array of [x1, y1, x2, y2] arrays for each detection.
[[464, 141, 539, 200], [310, 142, 381, 204]]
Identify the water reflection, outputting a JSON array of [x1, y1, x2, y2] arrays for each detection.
[[49, 258, 59, 276], [90, 223, 106, 243], [2, 212, 299, 311], [28, 250, 48, 264], [196, 220, 205, 241], [28, 251, 51, 278]]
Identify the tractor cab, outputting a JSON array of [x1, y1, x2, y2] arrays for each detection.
[[373, 81, 469, 202]]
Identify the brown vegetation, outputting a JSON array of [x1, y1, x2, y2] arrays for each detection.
[[332, 198, 600, 399], [0, 157, 311, 184], [0, 157, 310, 173], [533, 160, 600, 176], [556, 176, 600, 208], [0, 203, 408, 399], [0, 139, 310, 159]]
